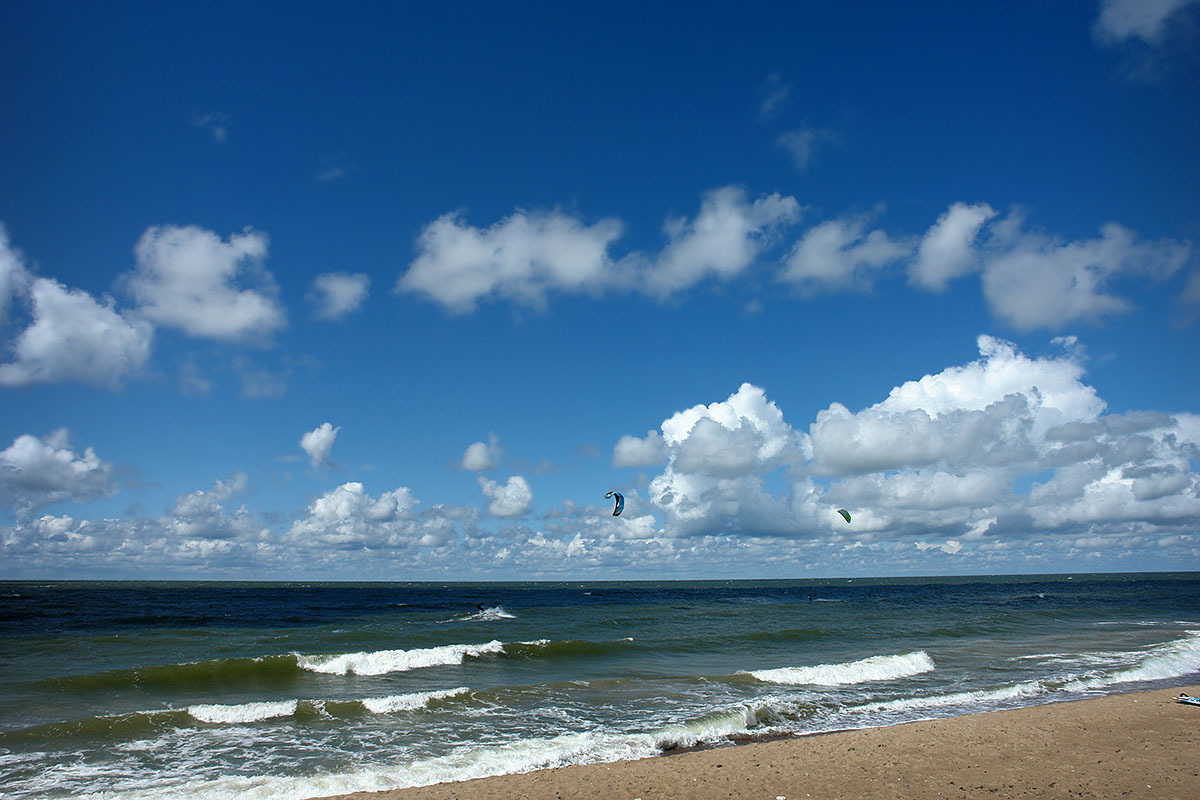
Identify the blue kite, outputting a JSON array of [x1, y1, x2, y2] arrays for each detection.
[[605, 490, 625, 517]]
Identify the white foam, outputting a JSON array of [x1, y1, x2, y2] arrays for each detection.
[[187, 700, 298, 724], [361, 688, 469, 714], [76, 705, 765, 800], [1067, 630, 1200, 690], [748, 651, 935, 686], [296, 641, 504, 676], [464, 606, 516, 621], [855, 680, 1048, 716]]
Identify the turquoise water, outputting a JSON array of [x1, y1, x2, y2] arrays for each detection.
[[1, 574, 1198, 799]]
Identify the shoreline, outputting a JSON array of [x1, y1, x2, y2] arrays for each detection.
[[318, 684, 1200, 800]]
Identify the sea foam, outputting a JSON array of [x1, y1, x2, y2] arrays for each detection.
[[747, 650, 935, 686], [296, 641, 504, 676]]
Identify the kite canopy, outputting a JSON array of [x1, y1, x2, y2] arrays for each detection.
[[605, 490, 625, 517], [836, 508, 851, 523]]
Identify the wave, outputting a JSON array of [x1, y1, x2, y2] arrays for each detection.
[[73, 702, 776, 800], [39, 637, 636, 694], [2, 688, 473, 747], [1066, 629, 1200, 690], [188, 700, 298, 724], [296, 641, 504, 676], [746, 651, 935, 686], [41, 654, 302, 693], [360, 687, 469, 714], [455, 606, 516, 622], [848, 630, 1200, 721]]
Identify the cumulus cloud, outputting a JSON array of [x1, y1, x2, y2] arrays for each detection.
[[780, 215, 912, 294], [301, 423, 340, 468], [125, 225, 285, 342], [980, 218, 1189, 331], [909, 202, 997, 291], [613, 430, 667, 467], [1093, 0, 1199, 45], [646, 186, 801, 296], [811, 335, 1104, 476], [805, 335, 1200, 545], [461, 433, 502, 471], [645, 383, 813, 537], [287, 481, 454, 549], [0, 276, 153, 388], [479, 475, 532, 518], [168, 473, 265, 540], [309, 272, 369, 319], [398, 209, 624, 313], [398, 186, 802, 312], [0, 430, 117, 515], [603, 335, 1199, 560]]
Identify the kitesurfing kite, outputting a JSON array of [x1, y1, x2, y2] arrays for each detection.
[[606, 490, 625, 517], [836, 508, 851, 523]]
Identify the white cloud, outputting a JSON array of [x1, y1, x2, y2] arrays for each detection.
[[811, 335, 1104, 476], [168, 473, 264, 540], [309, 272, 369, 319], [399, 186, 801, 312], [398, 209, 624, 313], [461, 433, 502, 471], [1094, 0, 1199, 45], [125, 225, 285, 342], [980, 219, 1189, 331], [647, 186, 801, 296], [909, 202, 997, 291], [301, 423, 340, 468], [0, 276, 153, 388], [479, 475, 532, 518], [647, 383, 814, 537], [287, 482, 453, 548], [915, 540, 963, 555], [170, 472, 247, 517], [613, 430, 667, 467], [780, 215, 912, 294], [0, 429, 117, 515]]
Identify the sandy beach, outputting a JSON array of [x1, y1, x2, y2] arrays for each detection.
[[320, 685, 1200, 800]]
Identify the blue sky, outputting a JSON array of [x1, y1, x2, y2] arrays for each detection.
[[2, 0, 1198, 580]]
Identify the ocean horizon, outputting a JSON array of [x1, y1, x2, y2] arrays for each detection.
[[3, 572, 1198, 799]]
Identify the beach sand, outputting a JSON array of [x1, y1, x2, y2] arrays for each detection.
[[319, 684, 1200, 800]]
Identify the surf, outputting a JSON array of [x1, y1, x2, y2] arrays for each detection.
[[745, 651, 936, 685]]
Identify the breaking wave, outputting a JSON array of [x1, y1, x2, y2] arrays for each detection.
[[296, 641, 505, 675], [746, 651, 935, 686], [2, 688, 473, 746]]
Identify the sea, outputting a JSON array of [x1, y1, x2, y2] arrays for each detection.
[[2, 574, 1198, 800]]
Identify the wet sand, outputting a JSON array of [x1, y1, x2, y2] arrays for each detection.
[[320, 684, 1200, 800]]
